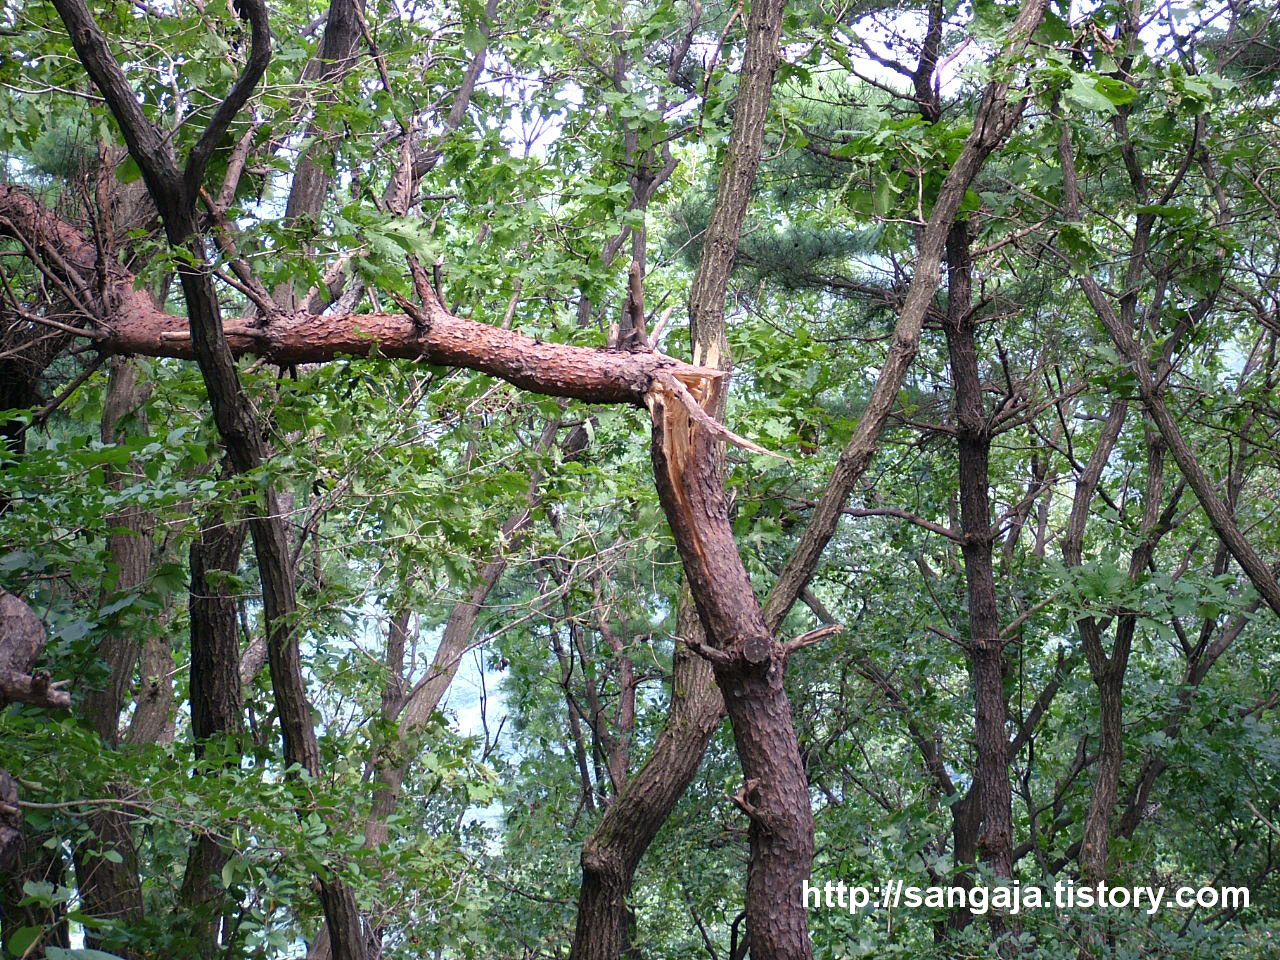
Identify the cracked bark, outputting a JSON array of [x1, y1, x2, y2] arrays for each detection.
[[942, 223, 1014, 938], [73, 357, 152, 958], [178, 510, 249, 956], [571, 601, 721, 960], [648, 372, 815, 960], [567, 1, 750, 950], [763, 0, 1051, 631], [84, 357, 154, 746], [1058, 110, 1280, 930]]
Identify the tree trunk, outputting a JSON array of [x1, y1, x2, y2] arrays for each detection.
[[74, 357, 151, 956], [570, 602, 723, 960], [47, 0, 372, 948], [178, 511, 249, 956], [11, 0, 1051, 948], [1060, 125, 1280, 620], [649, 377, 814, 960], [942, 221, 1014, 893], [71, 808, 145, 958], [272, 0, 364, 310], [84, 357, 153, 745]]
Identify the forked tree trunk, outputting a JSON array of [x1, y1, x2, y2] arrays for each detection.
[[648, 374, 815, 960], [571, 0, 798, 949], [570, 603, 723, 960], [5, 0, 1052, 950]]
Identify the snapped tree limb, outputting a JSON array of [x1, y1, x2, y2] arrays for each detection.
[[0, 183, 725, 408]]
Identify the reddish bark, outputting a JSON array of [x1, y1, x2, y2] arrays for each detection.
[[1, 0, 1054, 953], [648, 377, 815, 960]]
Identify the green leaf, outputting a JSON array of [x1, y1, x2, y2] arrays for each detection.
[[463, 20, 486, 53], [8, 926, 42, 954], [1093, 75, 1137, 106], [115, 155, 142, 183], [1066, 74, 1119, 113]]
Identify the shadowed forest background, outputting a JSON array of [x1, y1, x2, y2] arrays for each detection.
[[1, 0, 1279, 957]]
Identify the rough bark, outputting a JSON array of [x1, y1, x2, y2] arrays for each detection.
[[84, 357, 154, 746], [571, 602, 722, 960], [70, 805, 146, 958], [685, 0, 786, 370], [1058, 111, 1280, 917], [1078, 436, 1166, 892], [72, 358, 151, 956], [10, 1, 1050, 954], [648, 372, 814, 960], [0, 822, 72, 953], [943, 222, 1014, 894], [0, 603, 66, 954], [652, 0, 821, 954], [0, 187, 722, 403], [763, 0, 1051, 629], [797, 11, 1051, 919], [948, 791, 982, 930], [563, 7, 713, 947], [763, 12, 1055, 905], [124, 623, 174, 745], [1111, 388, 1268, 845], [1059, 400, 1127, 886], [178, 511, 249, 956], [0, 772, 17, 874]]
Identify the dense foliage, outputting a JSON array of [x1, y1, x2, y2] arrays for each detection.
[[1, 0, 1278, 957]]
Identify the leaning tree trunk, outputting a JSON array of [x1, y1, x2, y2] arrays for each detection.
[[571, 602, 723, 960], [647, 0, 821, 950], [648, 371, 816, 960]]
